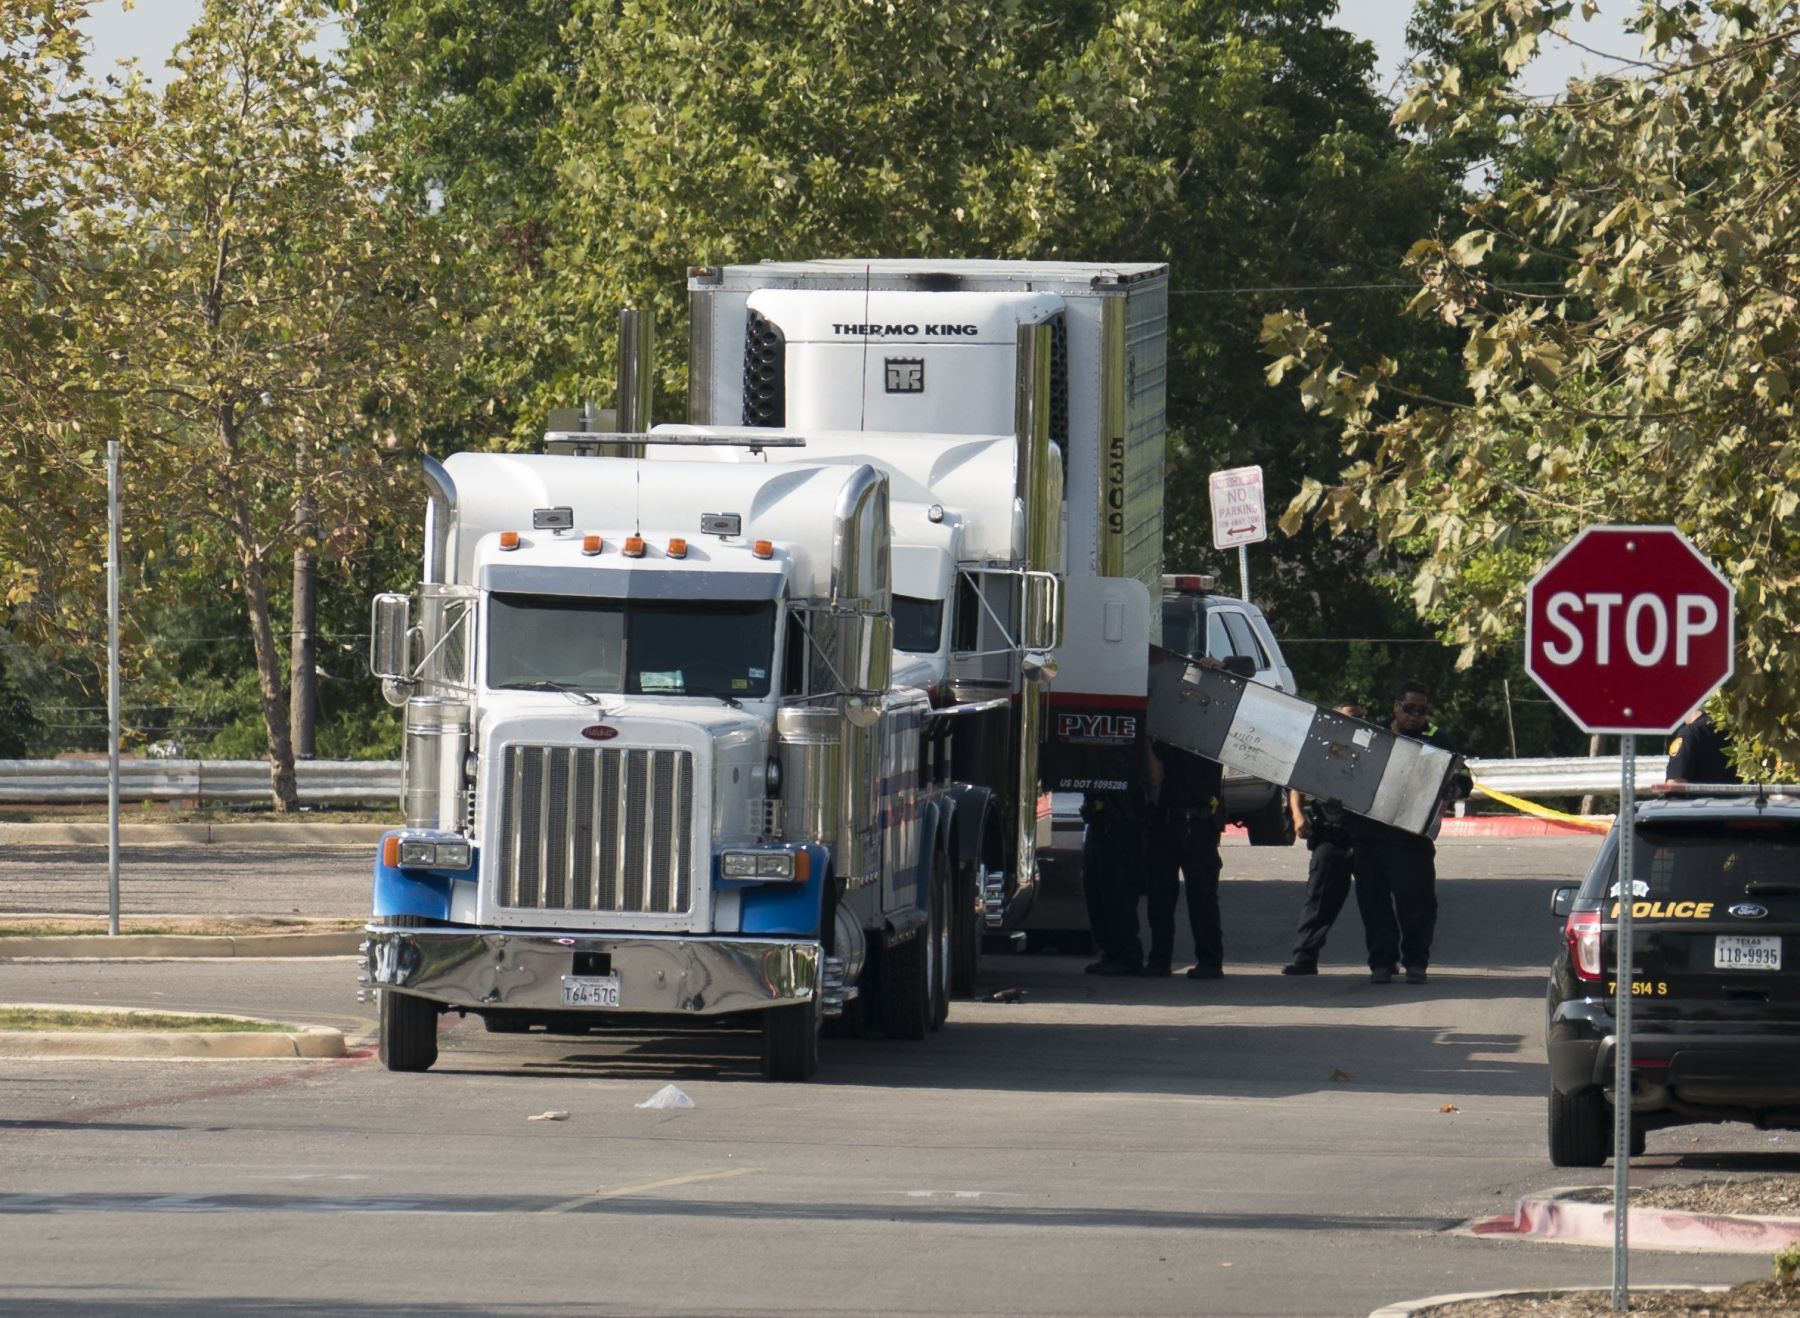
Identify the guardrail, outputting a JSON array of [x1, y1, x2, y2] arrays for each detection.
[[0, 759, 400, 803], [0, 755, 1667, 804], [1465, 756, 1668, 800]]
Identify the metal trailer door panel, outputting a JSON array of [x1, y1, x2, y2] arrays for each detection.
[[1145, 647, 1460, 835]]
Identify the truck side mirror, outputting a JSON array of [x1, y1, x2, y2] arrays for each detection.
[[370, 593, 413, 681], [1549, 885, 1577, 919], [1222, 655, 1256, 679]]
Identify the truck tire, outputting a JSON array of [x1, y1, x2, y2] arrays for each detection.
[[930, 847, 951, 1031], [951, 855, 981, 999], [1547, 1083, 1610, 1168], [1243, 793, 1294, 847], [879, 909, 933, 1043], [761, 998, 820, 1082], [379, 988, 439, 1073]]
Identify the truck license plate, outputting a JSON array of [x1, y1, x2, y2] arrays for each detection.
[[1714, 936, 1782, 971], [561, 974, 621, 1008]]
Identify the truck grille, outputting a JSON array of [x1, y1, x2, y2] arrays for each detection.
[[494, 744, 695, 915]]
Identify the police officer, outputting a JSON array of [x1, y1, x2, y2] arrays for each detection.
[[1081, 789, 1147, 976], [1350, 681, 1468, 985], [1281, 700, 1363, 976], [1145, 738, 1226, 979], [1666, 708, 1739, 786]]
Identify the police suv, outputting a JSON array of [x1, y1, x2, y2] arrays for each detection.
[[1545, 788, 1800, 1166]]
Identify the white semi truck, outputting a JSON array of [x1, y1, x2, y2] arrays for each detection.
[[362, 260, 1461, 1081]]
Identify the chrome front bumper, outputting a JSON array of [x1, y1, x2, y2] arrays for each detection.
[[364, 925, 821, 1017]]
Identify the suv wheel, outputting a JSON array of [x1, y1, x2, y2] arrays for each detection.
[[1547, 1082, 1611, 1168]]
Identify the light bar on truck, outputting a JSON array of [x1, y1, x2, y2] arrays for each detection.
[[1162, 573, 1215, 594], [624, 535, 646, 558], [581, 535, 602, 556], [667, 538, 688, 558], [499, 531, 521, 551]]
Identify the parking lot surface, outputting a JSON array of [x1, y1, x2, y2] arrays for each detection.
[[0, 837, 1783, 1316]]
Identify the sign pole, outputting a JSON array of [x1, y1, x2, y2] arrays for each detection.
[[1237, 544, 1250, 603], [1611, 733, 1635, 1311], [107, 438, 121, 937]]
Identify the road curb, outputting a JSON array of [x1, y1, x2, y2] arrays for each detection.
[[0, 1004, 346, 1060], [1467, 1189, 1800, 1253], [0, 930, 363, 960], [0, 822, 388, 845], [1369, 1283, 1729, 1317]]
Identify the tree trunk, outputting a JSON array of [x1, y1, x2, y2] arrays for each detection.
[[290, 489, 317, 760], [239, 540, 301, 812]]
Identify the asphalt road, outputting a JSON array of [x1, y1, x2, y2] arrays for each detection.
[[0, 838, 1787, 1316]]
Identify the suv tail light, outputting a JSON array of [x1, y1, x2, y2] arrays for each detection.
[[1567, 909, 1603, 981]]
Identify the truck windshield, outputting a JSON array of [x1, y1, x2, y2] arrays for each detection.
[[893, 595, 944, 654], [487, 594, 777, 698]]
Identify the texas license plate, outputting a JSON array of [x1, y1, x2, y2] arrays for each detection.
[[1714, 936, 1782, 971], [561, 974, 621, 1007]]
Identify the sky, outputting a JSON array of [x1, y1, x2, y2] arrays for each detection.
[[90, 0, 1648, 97]]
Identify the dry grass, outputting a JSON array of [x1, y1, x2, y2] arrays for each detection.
[[0, 1008, 288, 1033]]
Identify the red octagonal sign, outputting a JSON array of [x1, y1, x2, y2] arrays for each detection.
[[1525, 526, 1735, 735]]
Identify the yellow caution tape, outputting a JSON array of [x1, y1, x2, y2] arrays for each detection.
[[1472, 783, 1612, 830]]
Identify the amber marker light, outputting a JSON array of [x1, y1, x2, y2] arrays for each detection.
[[581, 535, 602, 556], [624, 535, 646, 558], [498, 531, 520, 551], [667, 538, 688, 559], [753, 539, 774, 559], [382, 835, 400, 868]]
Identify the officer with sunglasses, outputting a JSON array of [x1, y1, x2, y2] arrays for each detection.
[[1349, 681, 1469, 984]]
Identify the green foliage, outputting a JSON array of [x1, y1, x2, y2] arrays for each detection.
[[1775, 1241, 1800, 1284], [1269, 0, 1800, 772], [355, 0, 1480, 726]]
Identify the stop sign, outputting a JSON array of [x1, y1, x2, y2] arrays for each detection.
[[1525, 526, 1734, 734]]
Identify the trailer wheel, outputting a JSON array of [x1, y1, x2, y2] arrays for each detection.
[[379, 988, 439, 1073], [930, 847, 951, 1031], [761, 998, 819, 1082]]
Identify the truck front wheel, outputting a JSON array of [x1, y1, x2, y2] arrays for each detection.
[[761, 998, 819, 1082], [379, 988, 440, 1073]]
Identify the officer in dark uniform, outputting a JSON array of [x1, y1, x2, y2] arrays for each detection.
[[1349, 681, 1469, 985], [1081, 789, 1148, 976], [1145, 738, 1226, 979], [1666, 709, 1739, 786], [1281, 700, 1363, 975]]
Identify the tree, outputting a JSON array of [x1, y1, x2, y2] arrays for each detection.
[[353, 0, 1479, 731], [67, 0, 461, 807], [1267, 0, 1800, 771]]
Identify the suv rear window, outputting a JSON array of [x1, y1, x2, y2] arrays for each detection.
[[1588, 819, 1800, 901]]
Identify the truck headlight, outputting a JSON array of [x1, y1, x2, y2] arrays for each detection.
[[396, 838, 473, 870], [720, 849, 806, 881], [754, 852, 795, 879]]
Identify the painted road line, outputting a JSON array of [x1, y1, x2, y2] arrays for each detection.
[[537, 1167, 762, 1215]]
